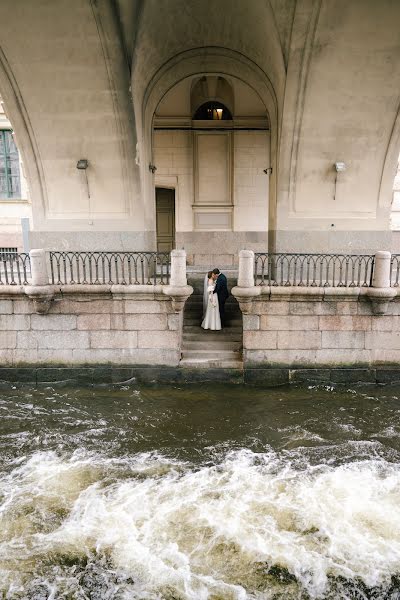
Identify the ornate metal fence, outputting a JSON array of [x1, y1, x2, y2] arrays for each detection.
[[254, 253, 375, 287], [49, 251, 170, 285], [0, 252, 31, 285]]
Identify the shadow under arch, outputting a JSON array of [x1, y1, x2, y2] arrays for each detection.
[[137, 47, 280, 254], [0, 46, 47, 224]]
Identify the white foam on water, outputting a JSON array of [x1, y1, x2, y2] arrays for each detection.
[[1, 449, 400, 598]]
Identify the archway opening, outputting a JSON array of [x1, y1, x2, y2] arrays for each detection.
[[151, 74, 270, 267]]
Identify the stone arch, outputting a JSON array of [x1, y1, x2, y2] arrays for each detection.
[[0, 47, 47, 225], [379, 100, 400, 212], [137, 47, 279, 252]]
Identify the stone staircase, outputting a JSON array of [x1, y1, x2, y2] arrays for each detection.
[[180, 275, 243, 369]]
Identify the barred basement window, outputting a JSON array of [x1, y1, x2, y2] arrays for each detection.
[[0, 130, 21, 199]]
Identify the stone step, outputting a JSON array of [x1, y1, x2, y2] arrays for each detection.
[[183, 310, 242, 322], [185, 303, 240, 312], [183, 325, 242, 335], [180, 357, 243, 369], [183, 317, 243, 327], [185, 303, 240, 311], [182, 340, 241, 351], [183, 331, 242, 341], [181, 349, 241, 359]]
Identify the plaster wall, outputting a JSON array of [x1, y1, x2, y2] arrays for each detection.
[[0, 0, 399, 255], [0, 0, 146, 250], [277, 0, 400, 252], [153, 129, 269, 262]]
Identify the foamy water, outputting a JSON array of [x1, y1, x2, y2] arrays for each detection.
[[1, 448, 400, 599], [1, 384, 400, 598]]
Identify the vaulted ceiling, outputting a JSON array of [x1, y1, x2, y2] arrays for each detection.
[[0, 0, 398, 239]]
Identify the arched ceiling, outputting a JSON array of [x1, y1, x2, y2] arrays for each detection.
[[0, 0, 399, 243], [131, 0, 286, 109]]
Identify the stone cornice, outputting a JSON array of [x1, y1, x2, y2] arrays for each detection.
[[0, 284, 193, 314], [232, 285, 398, 315]]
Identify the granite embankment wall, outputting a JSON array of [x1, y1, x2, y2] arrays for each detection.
[[231, 250, 400, 384], [241, 289, 400, 369], [0, 287, 183, 368]]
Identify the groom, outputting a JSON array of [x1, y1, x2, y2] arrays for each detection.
[[212, 268, 229, 327]]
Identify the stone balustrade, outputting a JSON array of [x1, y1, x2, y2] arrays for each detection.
[[0, 249, 193, 369], [3, 246, 400, 380], [232, 249, 400, 379]]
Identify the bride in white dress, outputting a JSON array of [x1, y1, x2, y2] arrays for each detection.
[[201, 271, 221, 330]]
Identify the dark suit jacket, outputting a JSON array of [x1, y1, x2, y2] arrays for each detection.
[[213, 273, 229, 302]]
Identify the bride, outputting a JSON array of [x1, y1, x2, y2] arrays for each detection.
[[201, 271, 221, 330]]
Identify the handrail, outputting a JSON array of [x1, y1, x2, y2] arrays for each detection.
[[254, 253, 375, 287], [0, 252, 31, 285], [48, 251, 170, 285]]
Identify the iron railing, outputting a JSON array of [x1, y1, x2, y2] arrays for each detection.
[[254, 253, 375, 287], [49, 251, 170, 285], [0, 252, 31, 285]]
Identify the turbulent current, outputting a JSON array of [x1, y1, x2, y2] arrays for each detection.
[[1, 384, 400, 599]]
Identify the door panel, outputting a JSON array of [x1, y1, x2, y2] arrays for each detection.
[[156, 188, 175, 254]]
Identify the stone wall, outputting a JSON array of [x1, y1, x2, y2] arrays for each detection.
[[153, 128, 270, 265], [0, 287, 183, 367], [241, 288, 400, 369]]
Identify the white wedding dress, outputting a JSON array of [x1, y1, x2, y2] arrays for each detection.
[[201, 277, 221, 330]]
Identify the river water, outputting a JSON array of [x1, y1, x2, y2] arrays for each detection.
[[1, 382, 400, 599]]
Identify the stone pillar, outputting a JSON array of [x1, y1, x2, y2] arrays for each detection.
[[29, 249, 49, 286], [232, 250, 260, 314], [238, 250, 255, 287], [372, 251, 391, 288], [163, 249, 193, 314], [27, 249, 54, 313], [367, 251, 396, 314], [169, 249, 187, 287]]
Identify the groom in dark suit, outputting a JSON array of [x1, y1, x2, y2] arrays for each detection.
[[212, 268, 229, 327]]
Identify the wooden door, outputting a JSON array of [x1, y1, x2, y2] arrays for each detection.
[[156, 188, 175, 254]]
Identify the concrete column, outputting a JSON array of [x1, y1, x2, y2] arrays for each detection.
[[29, 248, 49, 286], [372, 251, 391, 288], [238, 250, 255, 287], [169, 249, 187, 287]]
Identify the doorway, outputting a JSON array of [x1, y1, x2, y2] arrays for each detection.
[[156, 188, 175, 253]]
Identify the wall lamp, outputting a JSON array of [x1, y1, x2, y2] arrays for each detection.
[[149, 163, 157, 174], [76, 159, 90, 198], [334, 161, 346, 173], [333, 161, 346, 201], [76, 159, 89, 170], [263, 167, 273, 175]]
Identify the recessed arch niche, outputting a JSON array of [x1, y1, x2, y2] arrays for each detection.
[[139, 48, 278, 262], [191, 76, 234, 118]]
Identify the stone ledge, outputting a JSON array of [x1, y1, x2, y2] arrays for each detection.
[[1, 365, 400, 387], [0, 285, 193, 314]]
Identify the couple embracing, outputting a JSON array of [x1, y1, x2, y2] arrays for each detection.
[[201, 268, 229, 331]]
